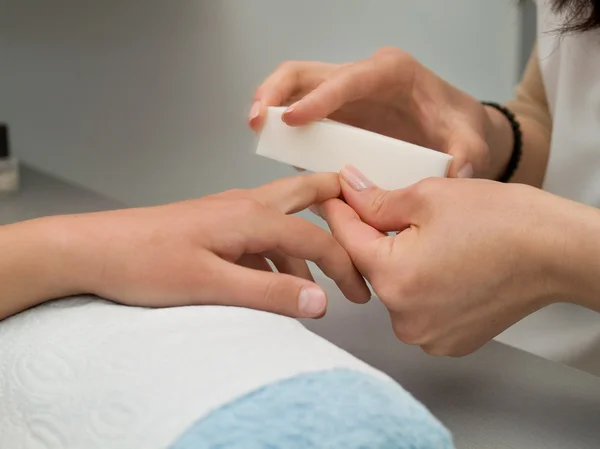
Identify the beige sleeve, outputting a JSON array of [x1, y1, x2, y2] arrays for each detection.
[[506, 44, 552, 133], [505, 44, 553, 187]]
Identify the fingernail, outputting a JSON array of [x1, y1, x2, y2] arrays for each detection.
[[340, 165, 374, 191], [308, 204, 323, 218], [298, 286, 327, 316], [457, 163, 474, 179], [283, 103, 296, 116], [248, 101, 261, 122]]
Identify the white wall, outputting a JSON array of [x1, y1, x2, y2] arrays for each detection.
[[0, 0, 522, 206]]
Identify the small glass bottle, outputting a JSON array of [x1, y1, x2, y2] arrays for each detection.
[[0, 124, 19, 194]]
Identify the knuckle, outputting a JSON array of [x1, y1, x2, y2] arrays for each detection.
[[410, 177, 441, 200], [370, 191, 387, 215], [374, 46, 406, 60], [235, 197, 266, 217], [421, 342, 474, 358], [292, 172, 317, 192], [277, 60, 301, 74], [374, 46, 416, 68], [219, 188, 246, 199], [448, 347, 475, 358], [291, 172, 338, 207], [261, 278, 285, 313], [421, 344, 448, 357], [375, 269, 420, 304], [371, 278, 398, 304], [392, 319, 428, 346], [368, 192, 392, 226]]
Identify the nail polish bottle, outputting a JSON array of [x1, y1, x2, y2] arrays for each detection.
[[0, 124, 19, 194]]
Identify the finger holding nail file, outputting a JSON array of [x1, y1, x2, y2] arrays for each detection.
[[255, 106, 452, 190]]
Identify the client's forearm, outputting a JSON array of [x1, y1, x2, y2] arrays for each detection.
[[0, 217, 86, 320]]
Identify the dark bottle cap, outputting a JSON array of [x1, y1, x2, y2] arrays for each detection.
[[0, 124, 9, 159]]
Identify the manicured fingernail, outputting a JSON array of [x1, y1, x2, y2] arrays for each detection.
[[248, 101, 261, 122], [340, 165, 374, 191], [283, 103, 296, 116], [298, 286, 327, 316], [458, 163, 474, 179], [308, 204, 323, 218]]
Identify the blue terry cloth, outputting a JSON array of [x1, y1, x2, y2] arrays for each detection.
[[169, 369, 454, 449]]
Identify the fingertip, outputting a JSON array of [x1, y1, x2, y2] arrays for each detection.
[[444, 153, 462, 178], [314, 309, 327, 319], [446, 131, 488, 178], [457, 163, 474, 179], [249, 118, 262, 132], [336, 265, 372, 305], [298, 285, 328, 317], [281, 102, 318, 127], [347, 266, 373, 304], [281, 106, 302, 126], [350, 284, 372, 304], [248, 101, 266, 131], [446, 157, 472, 179]]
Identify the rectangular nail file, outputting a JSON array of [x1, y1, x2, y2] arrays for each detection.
[[255, 106, 452, 190]]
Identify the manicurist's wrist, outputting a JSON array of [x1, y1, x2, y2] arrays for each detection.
[[482, 104, 514, 181]]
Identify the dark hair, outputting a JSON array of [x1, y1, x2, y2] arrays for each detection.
[[552, 0, 600, 33]]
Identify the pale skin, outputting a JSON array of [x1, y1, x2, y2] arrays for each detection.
[[4, 45, 599, 359], [250, 45, 600, 356], [0, 173, 370, 322]]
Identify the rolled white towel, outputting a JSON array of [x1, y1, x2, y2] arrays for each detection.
[[0, 296, 452, 449]]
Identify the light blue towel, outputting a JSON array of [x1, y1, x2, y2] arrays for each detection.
[[169, 369, 454, 449]]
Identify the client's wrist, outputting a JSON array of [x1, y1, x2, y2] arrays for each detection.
[[0, 215, 91, 319], [32, 214, 98, 299]]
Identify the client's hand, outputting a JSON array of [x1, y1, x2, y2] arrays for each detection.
[[9, 173, 369, 320], [320, 166, 565, 356]]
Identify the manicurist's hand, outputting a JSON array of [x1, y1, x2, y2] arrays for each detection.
[[249, 47, 507, 179], [320, 166, 579, 356], [0, 173, 370, 321]]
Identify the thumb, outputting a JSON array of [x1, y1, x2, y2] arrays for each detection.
[[320, 198, 385, 279], [209, 259, 328, 318], [445, 128, 490, 179], [339, 165, 422, 232]]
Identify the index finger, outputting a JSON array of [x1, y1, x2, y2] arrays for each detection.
[[255, 61, 331, 105], [238, 208, 371, 304], [250, 172, 342, 214], [283, 50, 413, 126], [320, 198, 388, 278], [250, 61, 333, 131]]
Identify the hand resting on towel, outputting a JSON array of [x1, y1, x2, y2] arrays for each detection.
[[0, 172, 370, 321]]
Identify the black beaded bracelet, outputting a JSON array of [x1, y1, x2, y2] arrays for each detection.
[[481, 102, 523, 183]]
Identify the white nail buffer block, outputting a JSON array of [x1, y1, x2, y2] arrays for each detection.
[[256, 106, 453, 190]]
